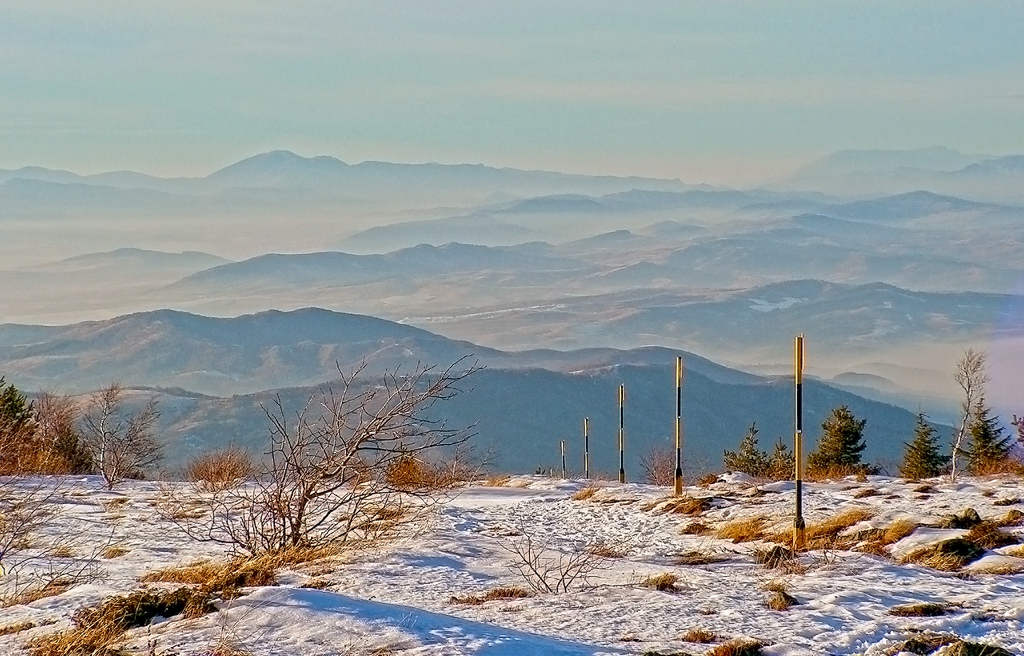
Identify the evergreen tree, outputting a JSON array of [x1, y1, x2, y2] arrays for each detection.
[[807, 405, 867, 474], [767, 438, 795, 480], [899, 412, 947, 480], [0, 376, 34, 435], [723, 422, 770, 476], [965, 398, 1011, 474], [0, 376, 37, 474]]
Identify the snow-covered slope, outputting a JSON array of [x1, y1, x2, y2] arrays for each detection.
[[1, 474, 1022, 655]]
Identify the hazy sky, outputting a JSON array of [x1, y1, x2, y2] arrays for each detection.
[[2, 1, 1023, 184]]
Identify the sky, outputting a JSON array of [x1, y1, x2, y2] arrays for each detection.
[[1, 1, 1023, 185]]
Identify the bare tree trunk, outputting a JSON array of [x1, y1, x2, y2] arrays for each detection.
[[950, 349, 987, 483]]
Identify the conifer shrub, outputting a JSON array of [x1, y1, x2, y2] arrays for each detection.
[[899, 413, 947, 480], [807, 406, 869, 477], [965, 399, 1013, 474], [723, 423, 770, 477]]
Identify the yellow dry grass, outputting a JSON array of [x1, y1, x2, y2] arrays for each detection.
[[715, 516, 768, 543], [571, 486, 599, 501]]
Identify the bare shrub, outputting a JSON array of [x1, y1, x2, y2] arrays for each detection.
[[502, 521, 608, 594], [80, 383, 161, 488], [184, 447, 258, 492], [639, 445, 676, 486], [171, 360, 477, 555]]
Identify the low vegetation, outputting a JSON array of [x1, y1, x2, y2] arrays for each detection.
[[29, 587, 215, 656], [888, 602, 948, 617], [449, 586, 531, 605], [715, 516, 767, 543], [639, 572, 680, 592]]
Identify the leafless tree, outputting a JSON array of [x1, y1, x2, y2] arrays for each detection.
[[950, 349, 988, 483], [173, 359, 478, 555], [80, 383, 161, 489]]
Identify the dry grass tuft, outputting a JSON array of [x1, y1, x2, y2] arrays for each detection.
[[184, 446, 257, 492], [883, 519, 919, 545], [943, 641, 1014, 656], [587, 543, 626, 558], [706, 639, 765, 656], [715, 516, 767, 543], [760, 579, 788, 593], [802, 508, 874, 549], [885, 632, 958, 655], [766, 590, 798, 611], [681, 627, 717, 644], [449, 586, 532, 605], [680, 520, 711, 535], [139, 552, 285, 600], [673, 550, 728, 566], [102, 546, 130, 559], [29, 587, 215, 656], [903, 538, 985, 571], [7, 577, 78, 607], [753, 545, 794, 569], [999, 509, 1024, 527], [50, 545, 74, 558], [0, 621, 37, 636], [654, 496, 711, 516], [913, 484, 936, 494], [888, 602, 947, 617], [965, 522, 1020, 549], [853, 488, 880, 499], [571, 486, 599, 501], [484, 475, 511, 487], [992, 497, 1019, 507], [639, 572, 680, 592]]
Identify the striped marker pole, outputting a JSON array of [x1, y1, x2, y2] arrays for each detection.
[[583, 417, 590, 479], [674, 356, 685, 497], [794, 334, 806, 551], [618, 384, 626, 484]]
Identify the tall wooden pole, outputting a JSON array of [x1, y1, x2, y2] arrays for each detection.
[[618, 383, 626, 484], [560, 440, 566, 479], [583, 417, 590, 479], [793, 334, 806, 551], [674, 355, 684, 497]]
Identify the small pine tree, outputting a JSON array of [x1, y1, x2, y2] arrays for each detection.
[[965, 398, 1012, 474], [899, 412, 947, 480], [723, 423, 770, 477], [767, 438, 795, 480], [807, 405, 867, 475]]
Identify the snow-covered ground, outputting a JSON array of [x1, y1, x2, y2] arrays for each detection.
[[2, 474, 1023, 655]]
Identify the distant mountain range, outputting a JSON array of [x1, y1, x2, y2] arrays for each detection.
[[778, 147, 1024, 203], [0, 307, 927, 473]]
